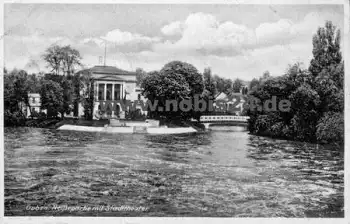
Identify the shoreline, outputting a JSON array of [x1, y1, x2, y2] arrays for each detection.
[[4, 118, 342, 147], [7, 118, 204, 134], [57, 124, 198, 135]]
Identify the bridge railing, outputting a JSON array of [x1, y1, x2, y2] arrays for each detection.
[[200, 115, 250, 122]]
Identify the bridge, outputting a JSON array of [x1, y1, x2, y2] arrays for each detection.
[[200, 115, 250, 129]]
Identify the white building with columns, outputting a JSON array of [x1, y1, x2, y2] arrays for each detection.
[[76, 65, 145, 119]]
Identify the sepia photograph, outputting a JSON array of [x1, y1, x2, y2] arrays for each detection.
[[1, 0, 347, 220]]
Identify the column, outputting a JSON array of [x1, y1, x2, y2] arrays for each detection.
[[119, 83, 125, 119], [121, 83, 124, 100], [112, 83, 115, 101], [95, 82, 99, 101], [104, 83, 107, 101], [111, 83, 115, 118]]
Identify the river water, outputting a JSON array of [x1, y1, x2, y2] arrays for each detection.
[[4, 126, 344, 217]]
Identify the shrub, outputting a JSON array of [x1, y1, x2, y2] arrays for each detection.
[[4, 110, 26, 126], [269, 122, 284, 138], [254, 115, 273, 136], [316, 112, 344, 144]]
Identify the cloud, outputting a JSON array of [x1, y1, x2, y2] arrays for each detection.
[[80, 29, 162, 54], [4, 27, 161, 71], [255, 11, 342, 47], [155, 11, 342, 57], [255, 19, 294, 43], [155, 12, 255, 56], [80, 29, 160, 48], [161, 21, 183, 36], [81, 38, 105, 46], [101, 29, 160, 45]]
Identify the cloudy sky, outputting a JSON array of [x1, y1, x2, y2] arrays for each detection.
[[4, 4, 344, 80]]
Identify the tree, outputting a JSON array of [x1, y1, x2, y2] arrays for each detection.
[[43, 45, 63, 75], [223, 78, 233, 94], [40, 73, 75, 118], [42, 45, 82, 76], [142, 70, 191, 120], [80, 73, 95, 120], [249, 78, 260, 91], [212, 75, 225, 94], [309, 21, 342, 77], [61, 75, 74, 117], [61, 45, 82, 76], [142, 61, 204, 121], [212, 75, 232, 95], [42, 45, 82, 118], [4, 69, 31, 126], [160, 61, 203, 95], [232, 78, 243, 93], [288, 84, 321, 141], [247, 50, 343, 143], [262, 71, 270, 80], [310, 21, 343, 115], [40, 79, 64, 118], [203, 67, 216, 98], [27, 74, 42, 93], [316, 112, 344, 144], [135, 68, 147, 86]]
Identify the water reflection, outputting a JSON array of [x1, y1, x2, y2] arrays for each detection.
[[4, 127, 343, 217]]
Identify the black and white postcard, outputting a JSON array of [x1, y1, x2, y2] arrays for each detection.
[[1, 0, 349, 223]]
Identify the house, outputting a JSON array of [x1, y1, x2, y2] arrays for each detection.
[[75, 65, 147, 119], [25, 93, 47, 118], [214, 92, 246, 115]]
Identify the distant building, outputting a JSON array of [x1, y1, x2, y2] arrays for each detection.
[[75, 65, 147, 119], [214, 92, 246, 115], [25, 93, 47, 118]]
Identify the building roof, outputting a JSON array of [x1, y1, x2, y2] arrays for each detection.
[[28, 93, 40, 97], [215, 92, 245, 102], [215, 92, 228, 100], [77, 65, 136, 76]]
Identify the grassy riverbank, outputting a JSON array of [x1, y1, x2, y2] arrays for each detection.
[[5, 117, 109, 129]]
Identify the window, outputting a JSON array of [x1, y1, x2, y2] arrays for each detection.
[[106, 84, 112, 101], [114, 84, 121, 100], [138, 94, 141, 101], [98, 84, 105, 100], [32, 97, 36, 103]]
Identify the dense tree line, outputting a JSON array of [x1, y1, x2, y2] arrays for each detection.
[[246, 21, 343, 144], [4, 69, 31, 126], [4, 45, 87, 126], [4, 70, 81, 126]]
